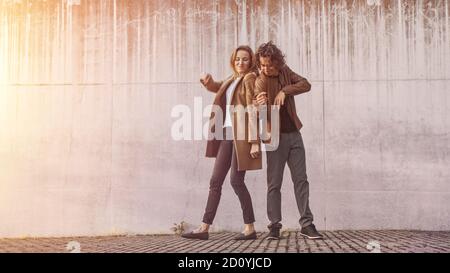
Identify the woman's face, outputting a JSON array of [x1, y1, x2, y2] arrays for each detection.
[[234, 50, 251, 75]]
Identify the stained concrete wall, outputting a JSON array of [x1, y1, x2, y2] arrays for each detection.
[[0, 0, 449, 237]]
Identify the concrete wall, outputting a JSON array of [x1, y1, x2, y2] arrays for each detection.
[[0, 0, 449, 237]]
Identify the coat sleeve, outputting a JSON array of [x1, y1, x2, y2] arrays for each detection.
[[280, 67, 311, 96], [244, 72, 259, 144], [200, 76, 223, 93], [254, 75, 266, 97], [254, 74, 272, 144]]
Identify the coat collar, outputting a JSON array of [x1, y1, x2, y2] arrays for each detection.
[[214, 76, 243, 104]]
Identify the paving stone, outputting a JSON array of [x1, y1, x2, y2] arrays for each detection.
[[0, 231, 449, 253]]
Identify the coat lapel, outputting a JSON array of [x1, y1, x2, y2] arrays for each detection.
[[214, 76, 234, 105]]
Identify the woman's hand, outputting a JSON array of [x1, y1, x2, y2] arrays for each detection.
[[250, 143, 260, 159], [200, 73, 212, 86]]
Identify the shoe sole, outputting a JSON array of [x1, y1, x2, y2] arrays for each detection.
[[181, 234, 209, 240], [299, 232, 323, 240], [266, 236, 280, 240], [182, 237, 209, 240], [234, 237, 257, 241]]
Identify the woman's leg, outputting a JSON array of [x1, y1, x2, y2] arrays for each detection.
[[230, 142, 256, 234], [201, 140, 233, 226]]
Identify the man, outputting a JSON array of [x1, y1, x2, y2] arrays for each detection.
[[254, 41, 323, 240]]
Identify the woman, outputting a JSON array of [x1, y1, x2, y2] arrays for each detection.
[[182, 46, 262, 240]]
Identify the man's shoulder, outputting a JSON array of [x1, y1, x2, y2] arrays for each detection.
[[280, 64, 295, 74], [281, 65, 307, 81]]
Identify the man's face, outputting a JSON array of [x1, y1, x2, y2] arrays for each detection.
[[259, 57, 279, 76]]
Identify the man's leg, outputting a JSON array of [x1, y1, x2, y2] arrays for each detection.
[[266, 133, 290, 225], [286, 131, 314, 228]]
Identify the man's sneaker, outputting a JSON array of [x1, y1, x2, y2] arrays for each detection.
[[266, 223, 282, 240], [300, 224, 323, 240]]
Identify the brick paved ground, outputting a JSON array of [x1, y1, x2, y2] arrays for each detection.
[[0, 230, 449, 253]]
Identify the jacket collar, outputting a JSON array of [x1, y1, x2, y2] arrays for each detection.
[[215, 76, 243, 101]]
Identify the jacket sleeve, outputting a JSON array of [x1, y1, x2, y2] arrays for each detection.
[[200, 76, 223, 93], [244, 73, 259, 144], [254, 75, 266, 97], [254, 75, 272, 144], [280, 67, 311, 96]]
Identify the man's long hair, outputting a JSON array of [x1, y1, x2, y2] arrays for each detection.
[[255, 41, 286, 69]]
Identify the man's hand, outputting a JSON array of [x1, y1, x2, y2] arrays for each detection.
[[274, 91, 286, 106], [255, 92, 268, 106], [250, 143, 260, 159]]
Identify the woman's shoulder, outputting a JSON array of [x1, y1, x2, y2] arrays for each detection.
[[243, 71, 257, 82], [218, 75, 235, 86]]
